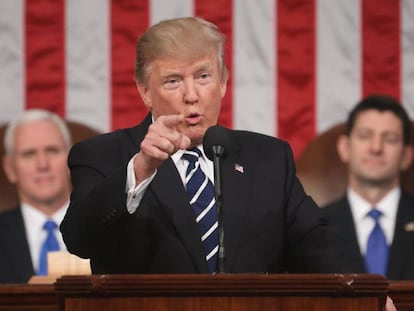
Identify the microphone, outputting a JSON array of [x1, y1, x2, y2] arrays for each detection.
[[203, 125, 229, 274]]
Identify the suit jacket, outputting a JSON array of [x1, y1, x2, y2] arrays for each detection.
[[0, 207, 34, 283], [322, 191, 414, 280], [61, 114, 348, 274]]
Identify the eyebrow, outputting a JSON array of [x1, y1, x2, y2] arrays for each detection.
[[161, 61, 213, 77], [193, 62, 212, 72]]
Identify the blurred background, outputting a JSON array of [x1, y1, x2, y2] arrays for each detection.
[[0, 0, 413, 158]]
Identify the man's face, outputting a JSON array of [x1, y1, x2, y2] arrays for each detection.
[[137, 53, 227, 146], [3, 120, 71, 208], [338, 110, 413, 187]]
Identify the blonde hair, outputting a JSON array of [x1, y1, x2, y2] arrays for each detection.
[[135, 16, 229, 84], [4, 109, 72, 155]]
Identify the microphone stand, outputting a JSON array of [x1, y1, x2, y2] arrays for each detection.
[[211, 145, 225, 274]]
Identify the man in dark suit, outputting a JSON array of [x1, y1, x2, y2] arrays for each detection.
[[323, 95, 414, 280], [0, 109, 72, 283], [61, 16, 349, 275]]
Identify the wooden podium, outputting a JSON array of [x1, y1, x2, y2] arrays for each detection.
[[389, 281, 414, 311], [55, 274, 388, 311], [0, 283, 56, 311]]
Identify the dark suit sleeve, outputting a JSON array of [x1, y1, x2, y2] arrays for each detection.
[[60, 133, 134, 260], [280, 143, 348, 273]]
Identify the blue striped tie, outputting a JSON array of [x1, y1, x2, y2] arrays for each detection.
[[38, 220, 60, 275], [183, 148, 218, 273], [365, 209, 389, 275]]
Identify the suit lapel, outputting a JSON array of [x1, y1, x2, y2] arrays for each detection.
[[1, 208, 35, 281], [387, 192, 414, 278], [150, 159, 208, 273], [336, 200, 366, 272], [219, 138, 251, 272]]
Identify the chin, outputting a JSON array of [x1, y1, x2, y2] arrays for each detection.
[[185, 127, 206, 142]]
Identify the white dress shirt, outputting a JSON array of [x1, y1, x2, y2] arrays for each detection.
[[21, 202, 69, 272], [348, 187, 399, 255], [126, 145, 214, 214]]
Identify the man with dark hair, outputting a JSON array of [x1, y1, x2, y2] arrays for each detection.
[[323, 94, 414, 280]]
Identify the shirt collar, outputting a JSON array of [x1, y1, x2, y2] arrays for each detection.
[[171, 145, 208, 165], [348, 186, 400, 220], [21, 201, 69, 230]]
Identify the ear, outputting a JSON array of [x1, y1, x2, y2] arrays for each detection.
[[2, 156, 17, 184], [220, 79, 227, 99], [136, 83, 152, 110], [401, 145, 414, 171], [337, 134, 351, 164]]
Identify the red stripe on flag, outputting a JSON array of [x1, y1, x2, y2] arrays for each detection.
[[25, 0, 65, 117], [362, 0, 401, 99], [111, 0, 150, 130], [277, 0, 316, 157], [195, 0, 233, 129]]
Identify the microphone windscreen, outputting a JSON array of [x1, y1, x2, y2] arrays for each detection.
[[203, 125, 230, 160]]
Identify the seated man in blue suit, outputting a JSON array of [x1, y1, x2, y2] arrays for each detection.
[[323, 94, 414, 280]]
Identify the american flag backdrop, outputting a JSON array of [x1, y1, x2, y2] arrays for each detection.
[[0, 0, 414, 158]]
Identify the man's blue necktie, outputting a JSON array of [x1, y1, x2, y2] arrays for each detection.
[[365, 209, 389, 275], [183, 148, 218, 273], [38, 220, 60, 276]]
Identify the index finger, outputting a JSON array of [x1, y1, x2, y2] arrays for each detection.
[[158, 114, 184, 129]]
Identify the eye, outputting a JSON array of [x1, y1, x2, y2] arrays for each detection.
[[20, 150, 36, 159], [383, 133, 401, 144], [199, 73, 209, 79], [355, 129, 372, 140], [197, 72, 211, 84], [46, 146, 62, 155], [163, 76, 181, 89]]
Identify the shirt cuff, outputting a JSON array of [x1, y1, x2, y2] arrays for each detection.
[[126, 154, 156, 214]]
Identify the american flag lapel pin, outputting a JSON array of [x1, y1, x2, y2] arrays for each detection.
[[234, 163, 244, 174]]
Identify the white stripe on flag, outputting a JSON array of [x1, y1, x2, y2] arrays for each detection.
[[317, 0, 361, 133], [2, 1, 414, 154], [150, 0, 193, 25], [66, 0, 111, 132], [402, 0, 414, 113], [234, 0, 275, 136], [0, 0, 25, 124]]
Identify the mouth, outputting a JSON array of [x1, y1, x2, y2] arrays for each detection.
[[34, 175, 54, 184], [364, 158, 385, 167], [185, 113, 202, 125]]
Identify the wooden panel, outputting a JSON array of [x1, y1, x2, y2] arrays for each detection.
[[2, 275, 406, 311], [62, 296, 381, 311], [0, 284, 57, 311], [55, 274, 388, 311], [389, 281, 414, 311]]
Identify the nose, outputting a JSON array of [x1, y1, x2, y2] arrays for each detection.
[[369, 135, 384, 154], [183, 78, 198, 104], [36, 152, 50, 169]]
